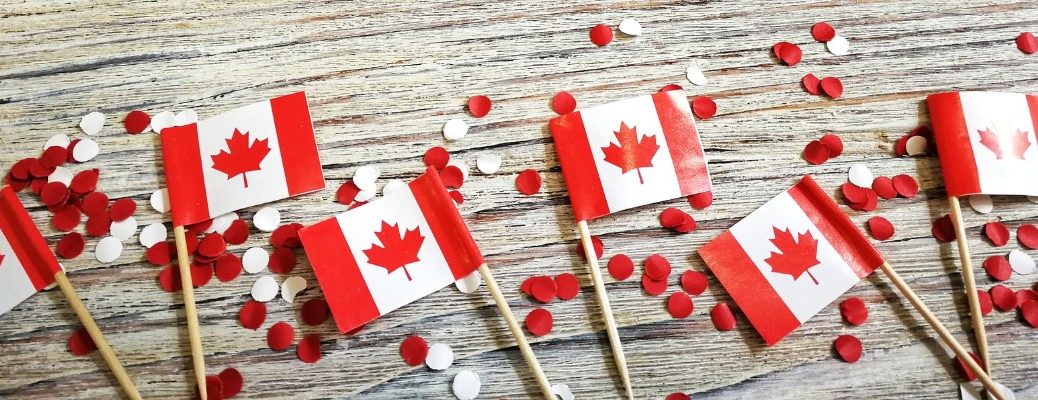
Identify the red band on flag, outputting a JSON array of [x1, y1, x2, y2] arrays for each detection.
[[0, 187, 59, 290], [298, 217, 380, 334], [788, 176, 883, 278], [160, 124, 210, 227], [271, 92, 325, 196], [653, 91, 711, 196], [549, 112, 610, 221], [927, 92, 981, 197], [410, 167, 484, 279]]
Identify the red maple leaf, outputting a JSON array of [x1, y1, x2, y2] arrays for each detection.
[[210, 129, 271, 188], [978, 128, 1030, 160], [764, 227, 821, 284], [363, 222, 425, 281], [601, 122, 660, 184]]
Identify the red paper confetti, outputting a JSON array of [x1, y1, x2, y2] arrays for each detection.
[[467, 95, 492, 118], [679, 270, 707, 296], [866, 216, 894, 240], [891, 174, 918, 198], [982, 255, 1012, 281], [146, 242, 173, 265], [772, 42, 802, 66], [190, 263, 213, 287], [109, 198, 136, 222], [589, 24, 613, 46], [530, 275, 558, 303], [872, 176, 897, 199], [803, 140, 830, 165], [666, 292, 693, 319], [440, 165, 464, 189], [1017, 32, 1038, 54], [802, 73, 821, 95], [607, 254, 634, 281], [1020, 300, 1038, 327], [691, 96, 717, 120], [842, 183, 867, 204], [40, 146, 68, 168], [641, 273, 668, 296], [301, 299, 330, 326], [267, 322, 295, 352], [1017, 224, 1038, 249], [198, 233, 227, 258], [710, 303, 736, 331], [201, 375, 225, 400], [40, 182, 69, 206], [224, 219, 249, 245], [659, 84, 683, 92], [515, 169, 541, 195], [271, 223, 303, 248], [811, 22, 836, 42], [68, 328, 97, 356], [297, 334, 322, 363], [554, 273, 580, 301], [551, 91, 577, 115], [157, 264, 182, 292], [336, 180, 361, 205], [990, 284, 1017, 311], [80, 191, 108, 216], [839, 297, 868, 326], [423, 147, 450, 171], [1017, 289, 1038, 305], [931, 214, 956, 243], [834, 334, 862, 363], [56, 232, 86, 259], [820, 77, 843, 99], [576, 235, 603, 261], [955, 352, 983, 381], [448, 190, 464, 205], [688, 191, 713, 209], [525, 308, 553, 336], [644, 254, 671, 281], [124, 110, 151, 134], [666, 393, 691, 400], [977, 289, 993, 316], [52, 206, 81, 232], [268, 247, 297, 274], [848, 189, 877, 212], [214, 253, 243, 282], [820, 133, 843, 157], [239, 300, 267, 330], [982, 222, 1010, 247], [217, 368, 244, 398], [660, 207, 690, 228]]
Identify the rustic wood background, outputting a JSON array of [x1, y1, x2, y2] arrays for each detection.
[[1, 0, 1037, 399]]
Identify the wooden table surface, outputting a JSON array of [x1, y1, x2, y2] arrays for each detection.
[[2, 1, 1037, 399]]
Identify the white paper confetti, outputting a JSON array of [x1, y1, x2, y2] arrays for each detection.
[[905, 135, 928, 156], [443, 119, 469, 141], [79, 112, 106, 136], [452, 370, 481, 400], [618, 18, 642, 36], [353, 166, 380, 192], [139, 223, 168, 248], [1008, 250, 1035, 275], [848, 164, 874, 188], [71, 138, 100, 162], [426, 343, 454, 371], [95, 236, 123, 263], [447, 159, 470, 181], [207, 212, 238, 234], [174, 109, 198, 126], [150, 189, 169, 213], [382, 179, 406, 196], [281, 276, 307, 303], [45, 134, 71, 150], [48, 166, 73, 186], [826, 35, 850, 56], [110, 216, 138, 242], [253, 207, 280, 232], [685, 65, 708, 86], [960, 382, 1016, 400], [455, 270, 482, 294], [251, 276, 280, 302], [355, 189, 377, 202], [150, 111, 176, 134], [243, 247, 270, 274], [551, 384, 575, 400], [476, 154, 502, 175], [968, 195, 993, 214]]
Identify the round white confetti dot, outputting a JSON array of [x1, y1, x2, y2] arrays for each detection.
[[110, 216, 138, 242], [174, 109, 198, 126], [426, 343, 454, 371], [281, 276, 307, 303], [253, 207, 280, 232], [150, 189, 169, 213], [139, 223, 168, 248], [447, 159, 470, 181], [45, 134, 71, 150], [242, 247, 270, 274], [71, 138, 100, 162], [95, 236, 123, 263], [826, 35, 850, 56], [848, 164, 874, 188], [150, 111, 176, 134], [685, 65, 708, 86], [353, 165, 380, 192], [905, 135, 928, 156], [618, 18, 642, 36], [207, 212, 238, 234], [476, 154, 502, 175], [455, 270, 482, 294], [452, 370, 481, 400], [48, 166, 73, 186], [251, 276, 280, 303], [79, 112, 106, 136], [355, 189, 377, 202], [552, 384, 575, 400], [443, 119, 469, 141], [968, 195, 993, 214], [382, 179, 406, 196], [1008, 250, 1035, 275]]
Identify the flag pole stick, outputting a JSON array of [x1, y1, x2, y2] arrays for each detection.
[[476, 264, 554, 399], [577, 221, 634, 400], [172, 226, 208, 399], [53, 271, 142, 400], [878, 262, 1004, 400], [947, 196, 992, 373]]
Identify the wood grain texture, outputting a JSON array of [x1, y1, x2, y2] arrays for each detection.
[[1, 0, 1037, 399]]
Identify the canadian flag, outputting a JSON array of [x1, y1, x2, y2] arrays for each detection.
[[160, 92, 325, 227], [927, 91, 1038, 196], [549, 90, 712, 221], [0, 186, 62, 316], [699, 176, 883, 346], [298, 167, 484, 333]]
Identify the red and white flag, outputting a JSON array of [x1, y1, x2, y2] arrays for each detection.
[[298, 167, 484, 333], [549, 90, 712, 221], [699, 176, 883, 346], [928, 91, 1038, 196], [0, 186, 62, 316], [160, 92, 325, 227]]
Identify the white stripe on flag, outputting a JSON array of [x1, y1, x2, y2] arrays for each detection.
[[960, 92, 1038, 195], [0, 230, 40, 316]]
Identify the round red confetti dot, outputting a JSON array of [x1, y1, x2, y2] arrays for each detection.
[[990, 284, 1017, 311], [983, 222, 1010, 247], [772, 41, 802, 66], [10, 158, 34, 180], [530, 275, 558, 303], [124, 110, 151, 134], [65, 140, 80, 163], [644, 254, 671, 281], [29, 159, 55, 178], [449, 190, 464, 205], [1017, 32, 1038, 54], [267, 322, 295, 351], [467, 95, 492, 118], [1017, 224, 1038, 249], [335, 180, 361, 205], [931, 214, 956, 243], [551, 91, 577, 115], [666, 393, 691, 400], [214, 253, 242, 283], [803, 140, 830, 165], [190, 263, 213, 287], [218, 368, 244, 399], [109, 198, 136, 222], [301, 298, 330, 326], [641, 273, 668, 296], [268, 247, 297, 274], [982, 255, 1011, 282], [576, 235, 603, 261], [399, 334, 429, 366], [607, 254, 634, 281], [146, 242, 173, 266], [56, 232, 86, 259], [866, 216, 894, 241], [891, 174, 919, 198], [1020, 300, 1038, 328], [839, 297, 869, 326], [688, 191, 713, 209], [820, 77, 844, 99], [515, 169, 541, 195], [680, 270, 707, 296], [223, 219, 249, 245], [818, 134, 843, 158], [80, 191, 108, 216], [70, 169, 99, 195], [525, 308, 553, 336], [519, 276, 535, 296], [157, 264, 182, 292], [955, 352, 983, 381], [1017, 289, 1038, 305], [811, 22, 836, 42], [802, 73, 821, 95], [423, 147, 450, 171], [589, 24, 613, 47], [691, 96, 717, 119], [68, 328, 97, 356], [554, 273, 580, 301], [977, 289, 993, 316], [201, 375, 225, 400], [440, 165, 465, 189], [894, 135, 910, 157], [197, 233, 227, 258], [187, 219, 212, 235], [666, 292, 693, 319], [239, 300, 266, 330], [659, 83, 684, 92], [40, 146, 68, 168], [842, 183, 867, 204], [834, 334, 862, 363], [711, 302, 737, 331], [660, 207, 689, 228], [40, 182, 69, 206], [871, 176, 897, 199], [297, 334, 322, 363], [52, 205, 82, 233]]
